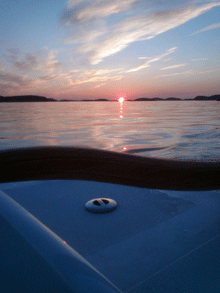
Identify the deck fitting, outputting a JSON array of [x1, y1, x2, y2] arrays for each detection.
[[85, 198, 117, 213]]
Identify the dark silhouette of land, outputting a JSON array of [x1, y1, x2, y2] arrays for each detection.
[[0, 94, 219, 102], [133, 97, 163, 101], [0, 95, 56, 102], [0, 95, 109, 102], [193, 95, 220, 101], [134, 95, 220, 101], [81, 98, 109, 102]]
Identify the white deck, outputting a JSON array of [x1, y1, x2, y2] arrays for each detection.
[[1, 180, 220, 292]]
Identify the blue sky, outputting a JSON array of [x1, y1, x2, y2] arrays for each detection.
[[0, 0, 220, 100]]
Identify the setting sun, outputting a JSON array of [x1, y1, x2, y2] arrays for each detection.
[[119, 97, 124, 103]]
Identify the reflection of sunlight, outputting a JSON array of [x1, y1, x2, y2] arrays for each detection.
[[118, 97, 124, 118]]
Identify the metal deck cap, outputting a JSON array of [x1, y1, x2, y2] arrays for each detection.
[[85, 198, 117, 213]]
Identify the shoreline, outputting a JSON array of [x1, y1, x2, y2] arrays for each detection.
[[0, 94, 219, 102]]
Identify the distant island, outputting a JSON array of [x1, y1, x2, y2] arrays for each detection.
[[0, 95, 109, 102], [0, 94, 219, 102], [133, 95, 220, 101], [133, 97, 182, 101], [192, 95, 220, 101], [80, 98, 109, 102], [0, 95, 56, 102]]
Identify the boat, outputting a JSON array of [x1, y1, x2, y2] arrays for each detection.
[[0, 146, 220, 292]]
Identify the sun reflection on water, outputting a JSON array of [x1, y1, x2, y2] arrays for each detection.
[[118, 97, 124, 119]]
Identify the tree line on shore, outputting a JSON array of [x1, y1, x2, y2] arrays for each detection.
[[0, 94, 219, 102]]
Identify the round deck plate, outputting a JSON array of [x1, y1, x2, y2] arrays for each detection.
[[85, 198, 117, 213]]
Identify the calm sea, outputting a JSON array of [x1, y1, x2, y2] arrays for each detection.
[[0, 101, 220, 160]]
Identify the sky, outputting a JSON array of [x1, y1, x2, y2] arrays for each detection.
[[0, 0, 220, 100]]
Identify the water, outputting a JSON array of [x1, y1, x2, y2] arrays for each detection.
[[0, 101, 220, 160]]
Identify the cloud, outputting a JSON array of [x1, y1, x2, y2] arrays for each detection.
[[0, 49, 63, 94], [126, 46, 178, 72], [155, 71, 189, 78], [61, 0, 139, 24], [73, 73, 123, 85], [38, 51, 62, 73], [6, 49, 38, 71], [67, 68, 124, 85], [91, 2, 220, 64], [126, 63, 150, 73], [94, 83, 106, 88], [0, 69, 35, 89], [191, 58, 209, 61], [160, 63, 187, 70], [39, 74, 61, 81], [139, 57, 151, 60], [65, 27, 107, 44], [14, 54, 38, 71], [163, 58, 173, 62], [60, 0, 138, 46], [5, 49, 62, 74], [191, 22, 220, 35], [155, 66, 220, 78], [60, 1, 220, 64]]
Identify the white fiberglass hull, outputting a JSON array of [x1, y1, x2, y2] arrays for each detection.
[[1, 179, 220, 292]]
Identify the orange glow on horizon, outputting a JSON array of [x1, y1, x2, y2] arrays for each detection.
[[119, 97, 124, 103]]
